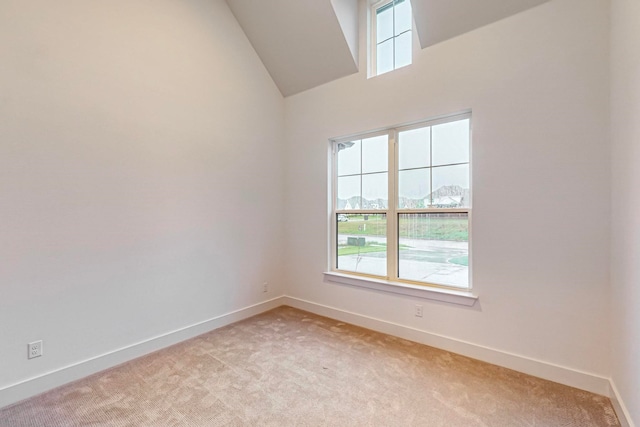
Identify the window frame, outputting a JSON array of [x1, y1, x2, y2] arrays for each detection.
[[370, 0, 413, 77], [329, 112, 473, 293]]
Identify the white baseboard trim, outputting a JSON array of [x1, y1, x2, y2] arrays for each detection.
[[609, 380, 635, 427], [282, 296, 611, 397], [0, 296, 285, 410]]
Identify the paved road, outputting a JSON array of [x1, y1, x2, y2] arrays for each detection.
[[337, 234, 468, 288]]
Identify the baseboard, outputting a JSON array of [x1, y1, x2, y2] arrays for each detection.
[[282, 296, 611, 396], [609, 380, 635, 427], [0, 296, 285, 409]]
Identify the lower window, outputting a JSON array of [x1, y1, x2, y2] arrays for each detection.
[[337, 213, 387, 277], [398, 212, 469, 288]]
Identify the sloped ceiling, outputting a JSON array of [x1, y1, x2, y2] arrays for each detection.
[[226, 0, 552, 97], [411, 0, 552, 48], [226, 0, 359, 97]]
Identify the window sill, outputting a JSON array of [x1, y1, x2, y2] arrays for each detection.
[[323, 271, 478, 307]]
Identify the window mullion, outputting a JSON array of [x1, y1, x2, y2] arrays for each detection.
[[331, 142, 338, 270], [429, 126, 433, 207], [391, 2, 395, 70], [387, 130, 398, 281], [359, 140, 363, 209]]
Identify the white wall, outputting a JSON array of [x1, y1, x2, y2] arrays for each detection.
[[0, 0, 284, 398], [611, 0, 640, 424], [284, 0, 611, 384]]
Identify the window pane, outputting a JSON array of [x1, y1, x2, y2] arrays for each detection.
[[362, 172, 388, 209], [362, 135, 388, 174], [398, 168, 430, 209], [394, 0, 412, 35], [431, 164, 469, 208], [337, 140, 361, 176], [337, 175, 360, 210], [399, 127, 430, 170], [337, 213, 387, 276], [376, 4, 393, 42], [394, 31, 412, 69], [432, 119, 470, 166], [377, 39, 394, 75], [398, 213, 469, 288]]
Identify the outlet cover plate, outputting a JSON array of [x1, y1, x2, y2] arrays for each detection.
[[415, 304, 423, 317], [28, 340, 43, 359]]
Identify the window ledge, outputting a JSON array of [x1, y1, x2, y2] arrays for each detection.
[[323, 271, 478, 307]]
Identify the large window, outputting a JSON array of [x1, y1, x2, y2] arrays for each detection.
[[371, 0, 412, 76], [332, 113, 471, 290]]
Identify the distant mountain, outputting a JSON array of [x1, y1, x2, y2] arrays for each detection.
[[337, 196, 387, 210], [337, 185, 469, 210], [430, 185, 467, 198], [398, 185, 470, 209], [429, 185, 469, 208]]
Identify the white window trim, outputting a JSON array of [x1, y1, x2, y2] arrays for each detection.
[[369, 0, 385, 76], [323, 271, 477, 306], [327, 112, 477, 305]]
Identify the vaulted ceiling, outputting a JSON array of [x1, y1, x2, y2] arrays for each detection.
[[226, 0, 551, 97], [225, 0, 359, 97], [411, 0, 552, 48]]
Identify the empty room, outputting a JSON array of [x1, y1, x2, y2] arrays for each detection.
[[0, 0, 638, 425]]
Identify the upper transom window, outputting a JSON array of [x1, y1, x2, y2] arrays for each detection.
[[371, 0, 413, 76]]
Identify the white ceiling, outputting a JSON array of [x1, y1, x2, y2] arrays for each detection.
[[411, 0, 552, 48], [226, 0, 552, 97], [226, 0, 359, 97]]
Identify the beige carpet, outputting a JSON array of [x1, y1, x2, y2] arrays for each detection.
[[0, 306, 620, 426]]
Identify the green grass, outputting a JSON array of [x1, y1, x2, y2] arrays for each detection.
[[449, 255, 469, 266], [337, 217, 387, 237], [337, 216, 468, 242]]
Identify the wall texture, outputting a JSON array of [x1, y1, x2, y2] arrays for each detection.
[[611, 0, 640, 424], [284, 0, 611, 385], [0, 0, 284, 398]]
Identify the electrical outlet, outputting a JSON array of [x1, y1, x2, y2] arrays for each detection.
[[263, 282, 268, 293], [28, 340, 43, 359], [414, 304, 423, 318]]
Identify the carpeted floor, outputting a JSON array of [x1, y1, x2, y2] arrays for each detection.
[[0, 306, 620, 426]]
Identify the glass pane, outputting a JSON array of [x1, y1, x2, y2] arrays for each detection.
[[337, 213, 387, 276], [394, 0, 412, 35], [398, 213, 469, 288], [432, 119, 470, 166], [398, 127, 430, 170], [398, 168, 430, 209], [337, 140, 361, 176], [337, 175, 360, 210], [376, 3, 393, 42], [394, 31, 412, 69], [431, 164, 470, 208], [362, 135, 388, 174], [362, 172, 388, 209], [377, 39, 394, 75]]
